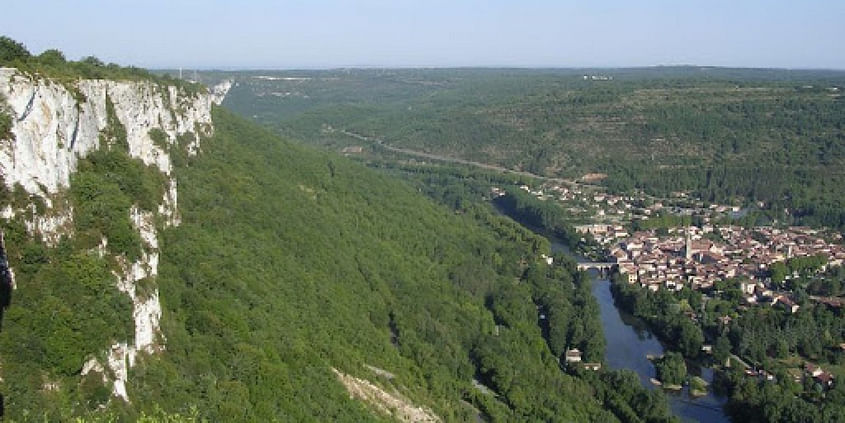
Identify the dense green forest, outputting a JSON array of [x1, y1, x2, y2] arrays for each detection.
[[218, 67, 845, 230], [0, 82, 677, 421], [610, 276, 705, 359], [492, 188, 601, 258], [611, 272, 845, 422]]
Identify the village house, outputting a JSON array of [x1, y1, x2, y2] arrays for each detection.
[[740, 281, 757, 295], [805, 363, 824, 378], [564, 348, 583, 363], [816, 372, 835, 388], [775, 296, 800, 314]]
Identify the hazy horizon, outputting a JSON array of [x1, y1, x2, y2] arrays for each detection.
[[3, 1, 845, 70], [148, 65, 845, 72]]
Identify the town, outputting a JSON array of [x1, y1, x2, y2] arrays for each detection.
[[500, 179, 845, 392], [605, 225, 844, 302], [508, 182, 845, 303]]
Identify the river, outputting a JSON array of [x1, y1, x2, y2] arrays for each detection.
[[547, 237, 730, 423], [491, 202, 730, 422]]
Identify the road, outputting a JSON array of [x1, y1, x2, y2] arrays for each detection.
[[340, 129, 576, 186]]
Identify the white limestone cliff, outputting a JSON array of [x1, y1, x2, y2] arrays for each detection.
[[0, 68, 217, 402], [0, 67, 214, 194], [210, 79, 233, 106]]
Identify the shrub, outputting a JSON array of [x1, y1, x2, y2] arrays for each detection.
[[0, 36, 30, 64], [99, 94, 128, 151], [36, 49, 66, 66], [0, 108, 11, 140], [0, 93, 13, 140], [148, 128, 169, 149]]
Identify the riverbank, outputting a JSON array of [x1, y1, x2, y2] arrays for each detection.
[[492, 201, 731, 421], [590, 270, 730, 422]]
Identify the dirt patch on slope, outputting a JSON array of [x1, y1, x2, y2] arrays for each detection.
[[332, 367, 440, 422]]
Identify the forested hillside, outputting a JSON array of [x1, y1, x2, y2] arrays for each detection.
[[0, 90, 675, 420], [220, 68, 845, 229], [0, 37, 679, 421], [120, 108, 670, 422]]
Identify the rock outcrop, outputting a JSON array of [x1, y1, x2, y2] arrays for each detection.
[[0, 67, 214, 194], [0, 68, 218, 401], [210, 79, 233, 106]]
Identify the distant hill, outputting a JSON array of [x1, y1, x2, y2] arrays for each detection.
[[219, 67, 845, 230]]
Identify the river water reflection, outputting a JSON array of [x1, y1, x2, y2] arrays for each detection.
[[548, 238, 730, 422], [490, 202, 731, 421]]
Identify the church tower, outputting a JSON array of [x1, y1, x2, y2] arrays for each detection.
[[685, 227, 693, 260]]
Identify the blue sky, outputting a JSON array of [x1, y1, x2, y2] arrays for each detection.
[[2, 1, 844, 69]]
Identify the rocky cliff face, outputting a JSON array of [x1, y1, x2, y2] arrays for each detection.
[[0, 68, 218, 194], [0, 68, 229, 401]]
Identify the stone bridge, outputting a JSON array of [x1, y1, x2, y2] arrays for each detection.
[[576, 262, 616, 275]]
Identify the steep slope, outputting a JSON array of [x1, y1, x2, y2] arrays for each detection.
[[0, 42, 674, 422], [0, 67, 213, 194], [0, 62, 222, 414], [0, 87, 612, 419], [119, 108, 621, 421]]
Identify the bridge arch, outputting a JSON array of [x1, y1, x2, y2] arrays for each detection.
[[576, 262, 616, 277]]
